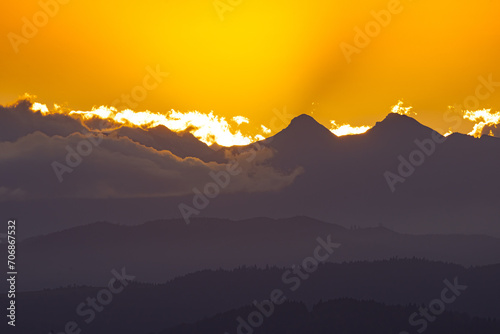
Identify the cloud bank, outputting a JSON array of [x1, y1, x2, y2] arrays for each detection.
[[0, 133, 300, 201]]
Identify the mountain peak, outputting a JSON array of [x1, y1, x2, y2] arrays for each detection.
[[290, 113, 318, 125], [286, 114, 333, 134], [262, 113, 336, 150], [379, 112, 419, 125], [274, 113, 335, 139], [368, 112, 434, 138]]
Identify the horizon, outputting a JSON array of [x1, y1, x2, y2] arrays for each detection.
[[3, 96, 496, 148]]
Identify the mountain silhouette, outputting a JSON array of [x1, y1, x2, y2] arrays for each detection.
[[7, 216, 500, 291], [368, 112, 437, 139], [199, 112, 500, 236], [2, 112, 500, 237], [160, 299, 500, 334], [268, 113, 337, 147], [5, 259, 500, 334]]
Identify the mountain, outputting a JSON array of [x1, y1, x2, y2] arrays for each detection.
[[368, 112, 438, 141], [201, 112, 500, 236], [258, 114, 338, 170], [2, 112, 500, 238], [6, 216, 500, 291], [160, 299, 500, 334], [266, 114, 337, 148]]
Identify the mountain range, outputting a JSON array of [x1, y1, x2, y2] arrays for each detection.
[[3, 259, 500, 334], [4, 216, 500, 291], [2, 110, 499, 238], [2, 103, 500, 333]]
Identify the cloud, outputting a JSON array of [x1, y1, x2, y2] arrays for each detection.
[[330, 121, 371, 136], [0, 99, 87, 142], [3, 97, 275, 147], [261, 125, 272, 134], [232, 116, 249, 125], [462, 109, 500, 137], [0, 99, 246, 162], [224, 146, 304, 193], [0, 131, 300, 201], [391, 100, 416, 116], [48, 103, 258, 146]]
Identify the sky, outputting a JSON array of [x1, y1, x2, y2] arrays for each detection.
[[2, 0, 500, 143]]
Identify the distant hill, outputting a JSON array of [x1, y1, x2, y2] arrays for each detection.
[[3, 259, 500, 334], [160, 299, 500, 334], [6, 216, 500, 290]]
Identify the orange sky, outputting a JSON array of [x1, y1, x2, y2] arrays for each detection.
[[2, 0, 500, 141]]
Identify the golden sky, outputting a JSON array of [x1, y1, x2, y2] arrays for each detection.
[[2, 0, 500, 141]]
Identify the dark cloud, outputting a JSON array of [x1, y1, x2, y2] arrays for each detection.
[[0, 99, 222, 162], [0, 131, 301, 200], [0, 99, 87, 141], [0, 98, 300, 201], [109, 125, 217, 161]]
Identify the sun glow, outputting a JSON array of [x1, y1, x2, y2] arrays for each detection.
[[391, 100, 415, 116], [24, 96, 500, 147], [34, 102, 262, 147], [261, 125, 272, 134], [443, 129, 454, 137], [31, 102, 50, 115], [70, 106, 115, 120], [463, 109, 500, 138], [330, 121, 371, 136], [233, 116, 249, 125]]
